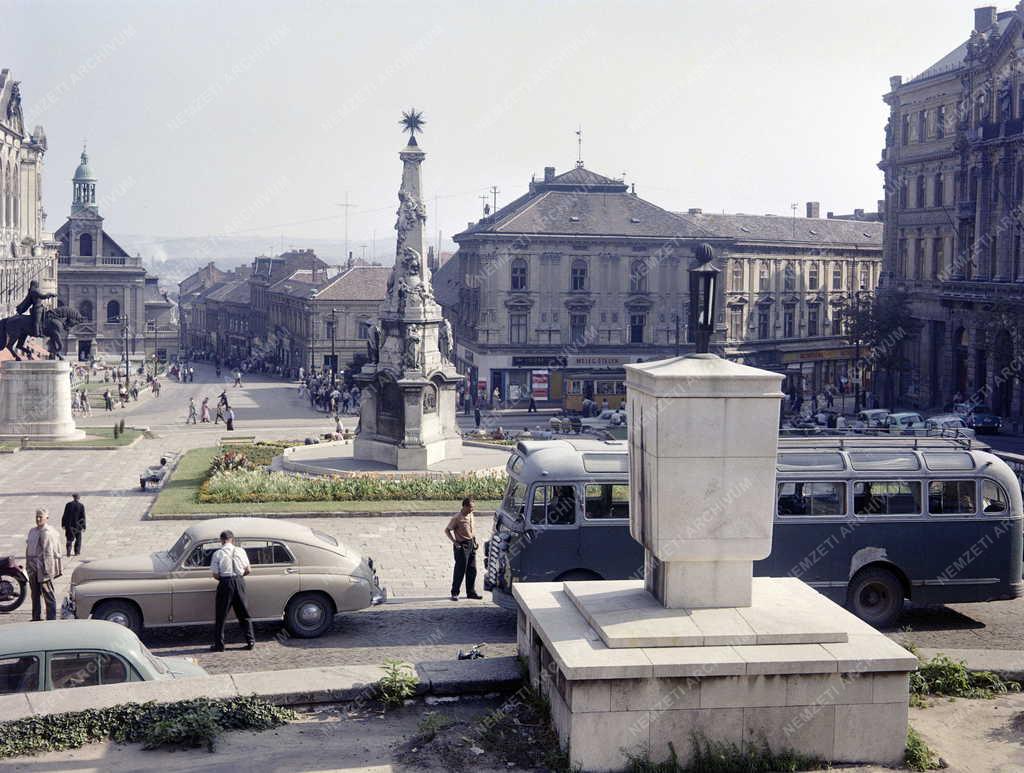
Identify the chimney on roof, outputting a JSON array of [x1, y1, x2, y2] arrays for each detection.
[[688, 207, 703, 215], [877, 199, 885, 215], [975, 6, 997, 32], [827, 211, 835, 219], [806, 202, 820, 219], [544, 166, 555, 182], [854, 208, 865, 218]]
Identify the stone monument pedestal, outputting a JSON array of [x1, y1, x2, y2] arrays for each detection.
[[0, 360, 85, 441], [513, 353, 914, 770]]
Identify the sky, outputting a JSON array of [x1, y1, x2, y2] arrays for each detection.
[[4, 0, 1001, 262]]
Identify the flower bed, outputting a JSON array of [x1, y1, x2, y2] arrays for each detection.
[[199, 468, 506, 504]]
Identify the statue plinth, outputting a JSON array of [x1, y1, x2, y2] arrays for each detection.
[[0, 360, 85, 440]]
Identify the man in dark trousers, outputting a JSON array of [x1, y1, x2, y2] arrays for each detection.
[[60, 493, 86, 557], [209, 530, 255, 651], [444, 498, 482, 601]]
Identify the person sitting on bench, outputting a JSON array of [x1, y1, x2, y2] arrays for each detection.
[[140, 458, 169, 490]]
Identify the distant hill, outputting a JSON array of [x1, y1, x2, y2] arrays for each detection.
[[108, 233, 459, 286]]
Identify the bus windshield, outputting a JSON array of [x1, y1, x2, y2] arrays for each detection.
[[503, 480, 529, 520]]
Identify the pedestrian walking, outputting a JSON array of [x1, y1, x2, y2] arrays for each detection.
[[79, 389, 91, 416], [152, 379, 161, 397], [209, 530, 255, 651], [234, 370, 242, 387], [60, 494, 85, 557], [103, 389, 113, 412], [25, 509, 61, 621], [226, 406, 236, 431], [444, 498, 482, 601], [201, 396, 211, 422], [187, 397, 198, 424], [528, 395, 537, 413], [214, 402, 225, 424], [474, 405, 481, 429]]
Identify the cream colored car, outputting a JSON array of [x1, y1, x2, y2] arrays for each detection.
[[62, 518, 386, 638]]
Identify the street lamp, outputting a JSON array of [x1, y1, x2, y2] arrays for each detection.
[[117, 314, 130, 388], [330, 308, 338, 388], [853, 285, 869, 413], [689, 243, 720, 355]]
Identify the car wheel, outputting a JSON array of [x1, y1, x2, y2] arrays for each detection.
[[285, 592, 334, 638], [92, 600, 143, 634], [555, 569, 602, 582], [847, 567, 904, 629]]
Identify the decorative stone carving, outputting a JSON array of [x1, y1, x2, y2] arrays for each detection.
[[438, 318, 453, 363]]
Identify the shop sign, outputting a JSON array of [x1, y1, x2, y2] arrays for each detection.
[[531, 370, 550, 400], [512, 355, 567, 368], [569, 354, 629, 368], [781, 348, 853, 364]]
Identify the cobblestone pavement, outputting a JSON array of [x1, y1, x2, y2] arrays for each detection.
[[0, 364, 1022, 674]]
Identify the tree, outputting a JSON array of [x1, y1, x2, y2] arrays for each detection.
[[835, 288, 922, 409]]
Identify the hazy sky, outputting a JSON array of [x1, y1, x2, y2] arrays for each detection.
[[6, 0, 998, 259]]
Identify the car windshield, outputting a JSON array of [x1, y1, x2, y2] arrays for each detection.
[[166, 532, 191, 563], [503, 480, 529, 519], [140, 645, 169, 675]]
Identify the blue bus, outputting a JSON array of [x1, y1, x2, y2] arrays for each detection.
[[484, 435, 1023, 627]]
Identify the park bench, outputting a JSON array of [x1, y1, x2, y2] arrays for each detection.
[[139, 451, 181, 491]]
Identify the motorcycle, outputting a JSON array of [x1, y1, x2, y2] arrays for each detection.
[[0, 556, 28, 613], [457, 642, 487, 660]]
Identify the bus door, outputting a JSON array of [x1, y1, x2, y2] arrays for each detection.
[[580, 483, 642, 580], [524, 484, 580, 581]]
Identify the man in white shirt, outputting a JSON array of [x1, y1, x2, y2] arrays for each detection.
[[209, 530, 255, 651]]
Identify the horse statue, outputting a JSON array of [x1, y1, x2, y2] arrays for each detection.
[[0, 306, 83, 361]]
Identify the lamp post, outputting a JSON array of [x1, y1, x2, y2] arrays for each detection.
[[853, 286, 869, 413], [689, 244, 720, 355], [117, 314, 130, 388], [673, 313, 681, 357], [330, 308, 338, 388]]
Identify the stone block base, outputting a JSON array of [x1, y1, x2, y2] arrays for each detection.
[[515, 580, 915, 772], [353, 435, 462, 471], [0, 360, 83, 441]]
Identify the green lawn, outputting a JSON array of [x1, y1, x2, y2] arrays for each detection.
[[150, 446, 499, 516], [24, 427, 143, 449]]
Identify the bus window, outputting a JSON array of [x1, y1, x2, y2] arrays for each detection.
[[504, 481, 528, 519], [982, 480, 1009, 514], [853, 481, 922, 516], [849, 452, 920, 471], [585, 484, 629, 519], [777, 482, 846, 516], [928, 481, 976, 515], [532, 485, 578, 526]]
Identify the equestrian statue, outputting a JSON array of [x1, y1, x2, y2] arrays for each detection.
[[0, 281, 83, 361]]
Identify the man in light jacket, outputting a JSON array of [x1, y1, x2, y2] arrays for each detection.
[[210, 530, 255, 651], [25, 508, 62, 621]]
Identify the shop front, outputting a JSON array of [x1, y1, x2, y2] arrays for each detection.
[[780, 344, 866, 406]]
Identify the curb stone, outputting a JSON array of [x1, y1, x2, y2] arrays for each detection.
[[0, 657, 523, 723]]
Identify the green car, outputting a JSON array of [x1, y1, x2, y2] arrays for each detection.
[[0, 619, 207, 694]]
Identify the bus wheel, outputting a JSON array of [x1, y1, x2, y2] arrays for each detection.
[[556, 569, 601, 582], [847, 567, 904, 628]]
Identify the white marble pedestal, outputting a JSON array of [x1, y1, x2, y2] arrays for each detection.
[[0, 360, 85, 441], [515, 579, 916, 771]]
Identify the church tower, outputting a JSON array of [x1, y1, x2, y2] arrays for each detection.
[[68, 147, 103, 258]]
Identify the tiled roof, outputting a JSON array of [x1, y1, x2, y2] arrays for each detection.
[[673, 212, 883, 248], [202, 277, 250, 305], [269, 270, 318, 298], [908, 12, 1015, 83], [431, 257, 462, 309], [459, 166, 714, 239], [313, 265, 390, 302]]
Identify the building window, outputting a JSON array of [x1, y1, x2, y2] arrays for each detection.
[[325, 320, 335, 340], [106, 300, 120, 323], [570, 260, 588, 291], [859, 267, 869, 290], [79, 233, 93, 257], [831, 263, 842, 290], [783, 305, 795, 338], [757, 307, 770, 340], [509, 312, 528, 344], [932, 238, 944, 279], [898, 179, 908, 209], [934, 173, 944, 207], [918, 110, 927, 142], [808, 263, 819, 290], [990, 238, 998, 278], [916, 175, 926, 208], [729, 307, 743, 340], [510, 259, 528, 291], [730, 261, 743, 291], [79, 300, 93, 321], [901, 114, 910, 145], [914, 238, 925, 278], [758, 261, 770, 291], [570, 313, 588, 345], [629, 313, 645, 344], [629, 260, 647, 292], [783, 263, 796, 292], [936, 104, 946, 138], [898, 238, 908, 277], [358, 320, 370, 339], [808, 304, 819, 336]]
